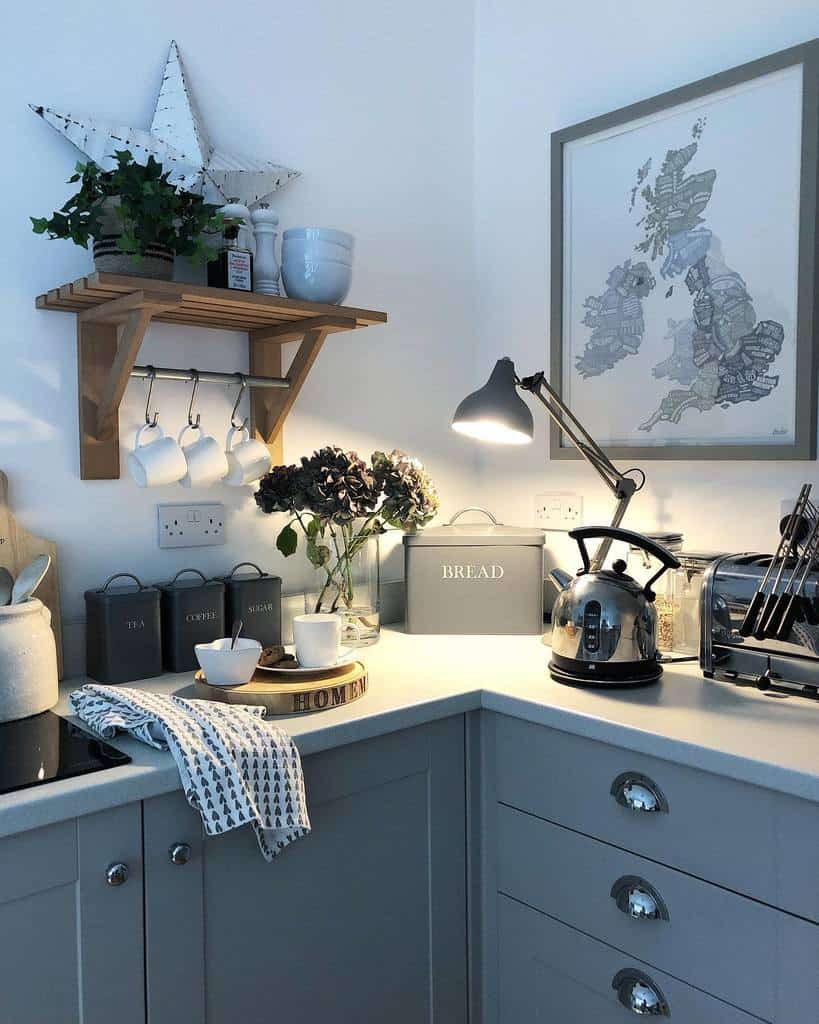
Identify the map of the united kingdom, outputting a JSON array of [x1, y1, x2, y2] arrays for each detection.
[[576, 118, 784, 431]]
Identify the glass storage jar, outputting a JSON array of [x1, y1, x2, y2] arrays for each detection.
[[627, 533, 683, 653], [670, 551, 726, 656]]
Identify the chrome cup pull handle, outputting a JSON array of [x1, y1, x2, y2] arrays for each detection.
[[612, 969, 670, 1016], [610, 876, 669, 922], [611, 772, 668, 814]]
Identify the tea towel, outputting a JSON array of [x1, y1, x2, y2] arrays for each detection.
[[70, 684, 310, 861]]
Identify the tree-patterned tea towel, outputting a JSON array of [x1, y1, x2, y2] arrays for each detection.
[[70, 684, 311, 861]]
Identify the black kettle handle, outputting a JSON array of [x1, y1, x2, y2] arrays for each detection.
[[569, 526, 681, 596]]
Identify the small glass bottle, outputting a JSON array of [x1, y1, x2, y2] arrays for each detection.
[[207, 200, 253, 291]]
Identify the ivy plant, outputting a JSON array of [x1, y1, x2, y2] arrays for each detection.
[[31, 150, 226, 265]]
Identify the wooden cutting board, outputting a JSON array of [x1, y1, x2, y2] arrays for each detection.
[[0, 472, 63, 677], [194, 662, 368, 715]]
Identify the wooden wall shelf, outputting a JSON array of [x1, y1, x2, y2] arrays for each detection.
[[36, 273, 387, 479]]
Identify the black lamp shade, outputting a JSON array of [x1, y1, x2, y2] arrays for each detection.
[[451, 357, 534, 445]]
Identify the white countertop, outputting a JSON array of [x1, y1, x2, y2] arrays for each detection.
[[1, 627, 818, 838]]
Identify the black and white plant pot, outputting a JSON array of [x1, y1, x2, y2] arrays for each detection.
[[92, 197, 174, 280]]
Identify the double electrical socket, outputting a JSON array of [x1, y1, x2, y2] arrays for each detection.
[[533, 492, 583, 530], [158, 503, 226, 548]]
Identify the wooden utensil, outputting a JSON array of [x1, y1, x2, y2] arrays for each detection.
[[0, 472, 63, 676], [11, 554, 51, 605], [0, 567, 13, 606]]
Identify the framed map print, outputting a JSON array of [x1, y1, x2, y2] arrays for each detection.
[[550, 40, 819, 460]]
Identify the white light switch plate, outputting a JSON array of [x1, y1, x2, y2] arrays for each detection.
[[533, 492, 583, 530], [158, 503, 226, 548]]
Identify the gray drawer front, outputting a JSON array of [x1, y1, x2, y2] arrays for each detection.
[[493, 713, 819, 919], [498, 804, 819, 1021], [498, 894, 760, 1023]]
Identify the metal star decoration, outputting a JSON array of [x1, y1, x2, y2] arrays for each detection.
[[30, 41, 299, 207]]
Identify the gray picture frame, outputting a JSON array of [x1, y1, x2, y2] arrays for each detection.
[[550, 40, 819, 461]]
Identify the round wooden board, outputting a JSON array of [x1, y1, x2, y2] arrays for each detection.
[[194, 661, 368, 715]]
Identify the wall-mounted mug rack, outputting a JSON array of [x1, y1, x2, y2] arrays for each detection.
[[35, 273, 388, 480]]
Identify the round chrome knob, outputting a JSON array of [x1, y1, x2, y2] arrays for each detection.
[[105, 862, 129, 887], [612, 969, 670, 1016], [169, 842, 192, 866], [611, 772, 668, 813]]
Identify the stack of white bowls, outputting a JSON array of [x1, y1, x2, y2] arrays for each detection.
[[281, 228, 354, 305]]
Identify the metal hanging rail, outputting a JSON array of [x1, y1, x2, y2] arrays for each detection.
[[130, 364, 290, 389]]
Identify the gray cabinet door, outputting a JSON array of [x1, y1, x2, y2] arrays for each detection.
[[0, 803, 144, 1024], [144, 715, 468, 1024]]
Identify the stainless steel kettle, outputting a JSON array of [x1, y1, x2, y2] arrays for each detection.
[[549, 526, 681, 687]]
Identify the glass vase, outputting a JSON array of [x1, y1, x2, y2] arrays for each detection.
[[304, 532, 381, 645]]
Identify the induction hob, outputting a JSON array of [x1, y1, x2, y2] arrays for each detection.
[[0, 711, 130, 796]]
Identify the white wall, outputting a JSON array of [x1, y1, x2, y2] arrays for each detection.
[[0, 0, 477, 630], [472, 0, 819, 573], [4, 0, 818, 649]]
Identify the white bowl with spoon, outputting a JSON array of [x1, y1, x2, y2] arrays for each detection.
[[195, 637, 261, 687]]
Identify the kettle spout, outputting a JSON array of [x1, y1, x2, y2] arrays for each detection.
[[549, 568, 573, 593]]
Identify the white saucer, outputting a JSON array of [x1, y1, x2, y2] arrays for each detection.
[[256, 646, 358, 675]]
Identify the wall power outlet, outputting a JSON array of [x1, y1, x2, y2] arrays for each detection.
[[158, 503, 226, 549], [533, 492, 583, 530]]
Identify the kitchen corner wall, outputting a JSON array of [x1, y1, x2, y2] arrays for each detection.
[[471, 0, 819, 573], [1, 0, 479, 637], [4, 1, 819, 661]]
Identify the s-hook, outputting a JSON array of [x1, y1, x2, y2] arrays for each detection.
[[143, 366, 159, 428], [186, 370, 201, 429], [231, 373, 249, 432]]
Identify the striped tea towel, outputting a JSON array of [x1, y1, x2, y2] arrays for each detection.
[[70, 685, 310, 861]]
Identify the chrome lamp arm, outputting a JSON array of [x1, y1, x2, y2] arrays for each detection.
[[517, 371, 641, 568]]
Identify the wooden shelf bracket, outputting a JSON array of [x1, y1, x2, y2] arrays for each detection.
[[249, 316, 357, 466], [40, 275, 387, 480], [77, 293, 183, 478]]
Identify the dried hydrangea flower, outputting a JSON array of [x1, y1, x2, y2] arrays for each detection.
[[299, 446, 380, 523], [254, 463, 308, 514], [372, 449, 439, 530]]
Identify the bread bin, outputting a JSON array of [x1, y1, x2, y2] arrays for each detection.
[[0, 599, 58, 722], [404, 508, 546, 634]]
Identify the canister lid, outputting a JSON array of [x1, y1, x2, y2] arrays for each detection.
[[157, 568, 224, 591], [220, 562, 280, 583], [85, 572, 159, 604], [678, 550, 727, 569], [629, 531, 684, 552], [404, 523, 545, 548]]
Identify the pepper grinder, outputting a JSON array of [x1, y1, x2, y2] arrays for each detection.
[[250, 203, 280, 296]]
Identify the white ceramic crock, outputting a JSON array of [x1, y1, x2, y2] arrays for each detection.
[[0, 599, 59, 722]]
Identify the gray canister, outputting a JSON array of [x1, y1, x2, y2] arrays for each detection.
[[220, 562, 282, 647], [85, 573, 163, 684], [404, 508, 545, 635], [157, 569, 225, 673]]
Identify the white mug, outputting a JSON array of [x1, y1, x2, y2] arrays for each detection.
[[224, 425, 272, 486], [128, 424, 187, 487], [178, 424, 229, 488], [292, 613, 361, 669]]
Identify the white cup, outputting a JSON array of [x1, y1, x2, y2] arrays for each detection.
[[178, 424, 229, 488], [128, 424, 187, 487], [224, 425, 272, 486], [292, 613, 361, 669]]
